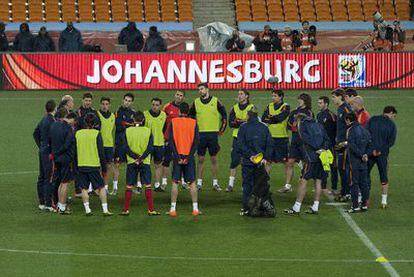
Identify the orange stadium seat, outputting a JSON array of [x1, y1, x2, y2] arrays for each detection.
[[317, 10, 333, 20], [379, 3, 396, 20], [284, 10, 300, 21], [301, 11, 317, 21], [127, 0, 144, 21], [28, 0, 44, 21], [252, 13, 268, 21], [94, 0, 111, 22], [44, 0, 60, 21], [78, 1, 94, 22], [395, 1, 411, 20], [11, 0, 28, 21], [178, 4, 192, 22], [160, 0, 177, 22], [268, 12, 284, 21], [0, 8, 10, 22], [61, 0, 77, 22], [110, 0, 127, 22]]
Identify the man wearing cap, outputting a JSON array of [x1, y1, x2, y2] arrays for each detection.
[[237, 106, 273, 215], [143, 26, 167, 52], [59, 22, 83, 52], [33, 26, 55, 52], [0, 22, 8, 51]]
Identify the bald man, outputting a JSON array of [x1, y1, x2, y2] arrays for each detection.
[[350, 96, 370, 128]]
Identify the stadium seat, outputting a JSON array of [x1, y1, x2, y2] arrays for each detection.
[[110, 0, 127, 22], [317, 10, 333, 21], [78, 1, 94, 22], [161, 0, 177, 22], [236, 11, 251, 21], [0, 7, 9, 22], [28, 0, 44, 21], [268, 12, 284, 21], [61, 0, 77, 22], [128, 0, 144, 21], [301, 11, 317, 21], [284, 11, 300, 21], [94, 0, 111, 22], [177, 3, 192, 22], [379, 3, 396, 20], [11, 0, 28, 22], [395, 1, 411, 20]]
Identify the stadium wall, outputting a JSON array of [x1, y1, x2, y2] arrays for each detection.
[[1, 52, 414, 90]]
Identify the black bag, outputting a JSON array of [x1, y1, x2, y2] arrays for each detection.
[[247, 165, 276, 218]]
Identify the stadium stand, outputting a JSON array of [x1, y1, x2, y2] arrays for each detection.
[[1, 0, 192, 22], [234, 0, 412, 22]]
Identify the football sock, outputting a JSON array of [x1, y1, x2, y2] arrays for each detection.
[[312, 201, 320, 212], [124, 190, 132, 211], [293, 201, 301, 212], [358, 193, 362, 203], [145, 188, 154, 212], [137, 181, 142, 188], [154, 182, 160, 189], [228, 176, 235, 187], [181, 178, 186, 185], [170, 202, 176, 212], [381, 194, 388, 204], [113, 180, 118, 190], [88, 183, 93, 192], [285, 184, 292, 189], [105, 185, 108, 191], [57, 202, 65, 211], [162, 178, 168, 186], [102, 203, 108, 213], [213, 179, 219, 186], [197, 179, 203, 187], [193, 202, 198, 211], [83, 202, 91, 214]]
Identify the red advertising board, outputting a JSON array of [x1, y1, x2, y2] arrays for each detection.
[[1, 52, 414, 90]]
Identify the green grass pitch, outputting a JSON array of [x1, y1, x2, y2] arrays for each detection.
[[0, 89, 413, 276]]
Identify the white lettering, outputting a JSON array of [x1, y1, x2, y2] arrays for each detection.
[[284, 60, 301, 83], [244, 60, 262, 83], [87, 60, 100, 84], [226, 60, 243, 83], [125, 60, 142, 84], [167, 60, 186, 83], [102, 60, 122, 84], [209, 60, 224, 83], [303, 60, 320, 83], [188, 60, 208, 83], [144, 60, 166, 83]]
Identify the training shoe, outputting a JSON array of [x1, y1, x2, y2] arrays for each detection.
[[240, 208, 249, 216], [192, 210, 202, 216], [197, 185, 202, 191], [154, 186, 164, 192], [85, 212, 93, 216], [347, 207, 362, 213], [44, 206, 56, 213], [58, 208, 72, 215], [278, 186, 292, 193], [38, 205, 46, 211], [283, 208, 300, 215], [148, 210, 161, 216], [305, 207, 319, 215], [166, 210, 177, 217], [225, 185, 234, 192], [361, 206, 368, 212], [381, 203, 388, 209], [212, 184, 222, 192], [109, 189, 118, 196], [120, 210, 130, 216], [182, 183, 189, 190], [160, 184, 167, 191], [103, 211, 113, 216]]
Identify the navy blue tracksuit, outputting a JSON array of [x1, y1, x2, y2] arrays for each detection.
[[33, 114, 55, 206], [114, 106, 136, 162], [366, 115, 397, 186], [336, 102, 352, 196], [317, 108, 338, 190], [345, 122, 371, 208], [237, 116, 273, 210]]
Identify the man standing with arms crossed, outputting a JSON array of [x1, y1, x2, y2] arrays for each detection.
[[226, 89, 255, 192], [97, 97, 118, 195], [189, 83, 227, 191], [167, 103, 200, 217]]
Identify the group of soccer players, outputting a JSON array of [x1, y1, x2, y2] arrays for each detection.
[[33, 84, 397, 217]]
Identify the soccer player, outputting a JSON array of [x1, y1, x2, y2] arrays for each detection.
[[350, 96, 370, 127], [167, 103, 200, 217], [161, 90, 186, 190], [76, 93, 99, 130], [189, 83, 227, 191], [344, 88, 358, 104], [33, 100, 56, 212], [114, 93, 135, 189], [317, 96, 338, 195], [284, 113, 331, 215], [97, 97, 118, 194], [58, 95, 75, 112], [74, 114, 113, 216], [261, 89, 290, 189], [366, 106, 397, 208], [49, 108, 77, 215], [279, 93, 313, 193], [227, 89, 255, 192], [144, 98, 167, 192], [331, 88, 352, 201], [238, 106, 273, 215], [120, 111, 160, 216], [342, 113, 371, 213]]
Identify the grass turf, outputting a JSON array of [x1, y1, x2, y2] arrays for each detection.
[[0, 90, 413, 276]]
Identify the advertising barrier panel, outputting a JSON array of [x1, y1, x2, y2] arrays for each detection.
[[1, 52, 413, 90]]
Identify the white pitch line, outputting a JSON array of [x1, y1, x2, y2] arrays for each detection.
[[0, 171, 38, 176], [336, 207, 400, 277], [0, 247, 409, 264]]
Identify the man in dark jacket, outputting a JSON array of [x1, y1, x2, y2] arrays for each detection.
[[59, 22, 83, 52], [237, 107, 273, 215], [317, 96, 338, 195], [366, 106, 397, 209], [143, 26, 167, 52], [13, 23, 34, 52], [33, 100, 56, 212], [33, 26, 55, 52], [225, 30, 245, 52], [118, 22, 144, 52], [252, 25, 281, 52], [0, 22, 8, 51], [284, 114, 331, 215], [343, 112, 371, 213]]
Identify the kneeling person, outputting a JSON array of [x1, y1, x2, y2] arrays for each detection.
[[285, 114, 331, 215], [75, 114, 112, 216], [167, 103, 200, 217], [121, 111, 160, 216]]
